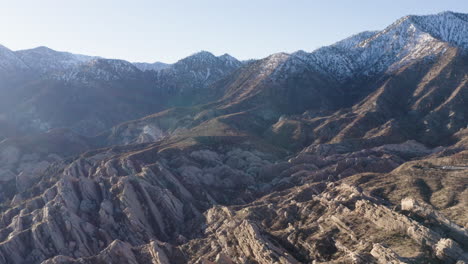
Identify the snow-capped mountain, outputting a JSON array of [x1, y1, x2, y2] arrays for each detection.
[[1, 11, 466, 85], [0, 44, 243, 87], [0, 48, 244, 136], [410, 11, 468, 48], [169, 51, 242, 74], [0, 11, 466, 137], [133, 61, 170, 71], [0, 45, 29, 72], [270, 11, 468, 82], [13, 47, 142, 82], [208, 11, 468, 121], [134, 51, 241, 76], [15, 46, 97, 74], [54, 58, 143, 82], [152, 51, 243, 92]]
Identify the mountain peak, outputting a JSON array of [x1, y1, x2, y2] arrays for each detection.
[[415, 10, 467, 19], [271, 12, 468, 83], [406, 11, 468, 48], [15, 46, 96, 74], [218, 53, 237, 61], [16, 46, 64, 56], [82, 58, 140, 74], [53, 58, 141, 82], [0, 44, 29, 71], [190, 50, 216, 58], [0, 44, 12, 51], [174, 51, 218, 66], [174, 51, 241, 69], [268, 52, 290, 60], [333, 31, 378, 49], [133, 61, 170, 71], [29, 46, 55, 52], [218, 53, 241, 67]]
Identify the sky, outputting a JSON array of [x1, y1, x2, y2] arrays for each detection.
[[0, 0, 467, 63]]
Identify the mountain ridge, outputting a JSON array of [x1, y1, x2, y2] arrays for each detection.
[[1, 11, 467, 82]]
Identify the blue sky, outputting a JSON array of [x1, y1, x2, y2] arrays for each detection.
[[1, 0, 467, 63]]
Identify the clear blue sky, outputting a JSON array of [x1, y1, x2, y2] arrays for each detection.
[[1, 0, 467, 63]]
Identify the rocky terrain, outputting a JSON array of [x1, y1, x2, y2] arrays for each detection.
[[0, 11, 466, 264]]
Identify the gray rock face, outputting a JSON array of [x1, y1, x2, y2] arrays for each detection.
[[181, 183, 467, 263], [0, 143, 280, 263]]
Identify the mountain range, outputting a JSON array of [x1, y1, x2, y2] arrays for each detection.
[[0, 11, 466, 264]]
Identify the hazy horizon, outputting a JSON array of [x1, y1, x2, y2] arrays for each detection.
[[1, 0, 468, 63]]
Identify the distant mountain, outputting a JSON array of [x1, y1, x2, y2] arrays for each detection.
[[0, 48, 243, 136], [98, 11, 468, 149], [133, 61, 170, 71], [15, 46, 97, 74], [1, 11, 466, 138], [0, 45, 29, 75], [54, 58, 143, 82], [297, 11, 468, 82], [154, 51, 242, 89], [200, 11, 468, 120], [2, 11, 465, 137]]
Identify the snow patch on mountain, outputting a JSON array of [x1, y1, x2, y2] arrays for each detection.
[[54, 59, 142, 82], [0, 45, 29, 72], [1, 11, 466, 86], [268, 12, 467, 82], [15, 46, 97, 74], [260, 53, 291, 78], [151, 51, 243, 91], [410, 11, 468, 49], [133, 62, 170, 72]]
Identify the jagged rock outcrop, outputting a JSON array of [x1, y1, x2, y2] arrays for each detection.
[[182, 183, 467, 263], [0, 141, 281, 263]]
